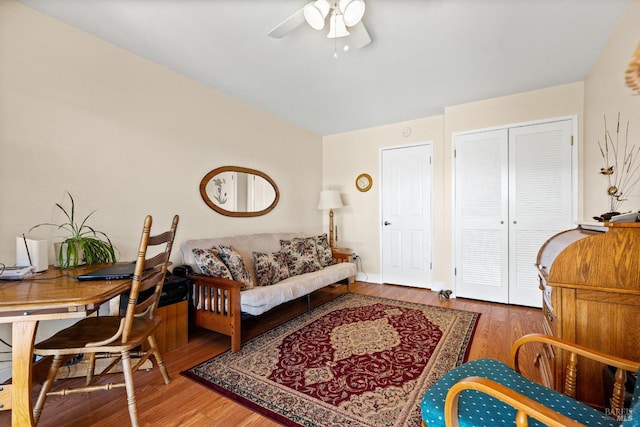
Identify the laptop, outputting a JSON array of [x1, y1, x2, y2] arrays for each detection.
[[76, 263, 136, 281]]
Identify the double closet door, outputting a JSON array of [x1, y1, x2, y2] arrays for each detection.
[[454, 119, 575, 307]]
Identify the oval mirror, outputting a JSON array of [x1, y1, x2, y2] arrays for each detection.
[[200, 166, 279, 217]]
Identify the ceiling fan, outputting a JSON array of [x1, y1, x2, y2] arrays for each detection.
[[268, 0, 371, 49]]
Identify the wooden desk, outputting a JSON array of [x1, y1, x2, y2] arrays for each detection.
[[0, 265, 131, 427], [536, 223, 640, 407]]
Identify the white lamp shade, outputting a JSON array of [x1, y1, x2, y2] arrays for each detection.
[[317, 190, 343, 210], [304, 0, 330, 30], [339, 0, 365, 27], [327, 12, 350, 38]]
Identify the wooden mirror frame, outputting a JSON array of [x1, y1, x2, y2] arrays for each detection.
[[199, 166, 280, 217]]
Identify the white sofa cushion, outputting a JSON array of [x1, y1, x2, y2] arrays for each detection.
[[239, 262, 356, 315]]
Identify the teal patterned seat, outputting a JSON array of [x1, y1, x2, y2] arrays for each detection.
[[420, 334, 640, 427]]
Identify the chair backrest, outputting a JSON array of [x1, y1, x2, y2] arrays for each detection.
[[121, 214, 179, 343]]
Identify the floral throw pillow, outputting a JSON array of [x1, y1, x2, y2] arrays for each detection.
[[280, 237, 322, 276], [253, 251, 290, 286], [315, 233, 334, 267], [216, 245, 254, 289], [192, 248, 233, 279]]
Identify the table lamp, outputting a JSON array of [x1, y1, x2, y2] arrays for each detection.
[[317, 189, 343, 247]]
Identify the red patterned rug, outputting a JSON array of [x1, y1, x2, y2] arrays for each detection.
[[182, 293, 479, 427]]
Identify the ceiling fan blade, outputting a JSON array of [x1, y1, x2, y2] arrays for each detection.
[[348, 21, 371, 48], [268, 8, 307, 38]]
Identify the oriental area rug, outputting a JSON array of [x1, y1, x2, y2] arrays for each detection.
[[182, 293, 479, 427]]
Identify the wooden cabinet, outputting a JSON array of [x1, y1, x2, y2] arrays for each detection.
[[536, 223, 640, 408], [143, 300, 188, 353]]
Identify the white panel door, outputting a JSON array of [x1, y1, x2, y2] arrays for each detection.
[[381, 144, 432, 288], [508, 120, 574, 306], [454, 129, 509, 303]]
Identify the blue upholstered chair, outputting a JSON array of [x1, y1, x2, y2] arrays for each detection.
[[421, 333, 640, 427]]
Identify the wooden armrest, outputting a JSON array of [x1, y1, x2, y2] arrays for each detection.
[[187, 274, 242, 352], [186, 274, 242, 317], [510, 333, 640, 373], [445, 376, 585, 427], [510, 333, 640, 415], [332, 252, 351, 262], [186, 274, 244, 291]]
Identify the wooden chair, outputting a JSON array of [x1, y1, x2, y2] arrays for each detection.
[[421, 333, 640, 427], [32, 214, 179, 426]]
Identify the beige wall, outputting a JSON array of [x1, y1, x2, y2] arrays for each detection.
[[442, 83, 585, 287], [322, 116, 444, 283], [0, 0, 323, 268], [322, 0, 640, 290], [323, 83, 584, 287], [2, 0, 639, 379], [0, 0, 322, 379], [584, 0, 640, 218], [321, 0, 640, 288]]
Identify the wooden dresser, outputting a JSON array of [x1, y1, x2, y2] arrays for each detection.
[[536, 222, 640, 408]]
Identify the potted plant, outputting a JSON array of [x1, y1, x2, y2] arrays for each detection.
[[30, 192, 117, 269]]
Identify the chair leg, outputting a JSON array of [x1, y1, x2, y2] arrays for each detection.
[[120, 350, 139, 427], [33, 355, 64, 424], [147, 334, 170, 384], [86, 352, 96, 386]]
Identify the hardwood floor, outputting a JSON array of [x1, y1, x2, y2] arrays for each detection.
[[0, 282, 543, 426]]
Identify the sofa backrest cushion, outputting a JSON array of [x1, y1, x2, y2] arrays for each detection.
[[217, 245, 254, 288], [191, 248, 233, 279], [253, 251, 291, 286], [315, 234, 334, 267], [280, 237, 322, 275]]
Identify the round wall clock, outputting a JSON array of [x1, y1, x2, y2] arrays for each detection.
[[356, 173, 372, 192]]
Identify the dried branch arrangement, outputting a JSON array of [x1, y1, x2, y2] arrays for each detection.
[[598, 113, 639, 214]]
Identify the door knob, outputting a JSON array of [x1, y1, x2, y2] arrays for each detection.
[[384, 221, 392, 226]]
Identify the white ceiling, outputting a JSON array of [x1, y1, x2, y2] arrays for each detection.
[[18, 0, 630, 136]]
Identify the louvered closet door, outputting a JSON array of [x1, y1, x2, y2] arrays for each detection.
[[454, 129, 510, 304], [454, 119, 574, 307], [508, 120, 573, 306]]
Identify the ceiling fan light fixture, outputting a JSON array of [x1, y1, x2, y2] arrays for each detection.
[[339, 0, 365, 27], [327, 11, 350, 38], [304, 0, 330, 30]]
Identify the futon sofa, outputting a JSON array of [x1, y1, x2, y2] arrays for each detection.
[[179, 232, 356, 352]]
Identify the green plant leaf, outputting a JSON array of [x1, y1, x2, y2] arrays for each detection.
[[32, 192, 117, 269]]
